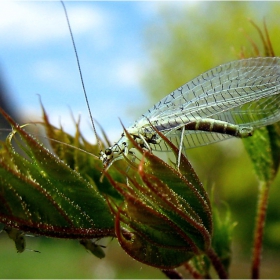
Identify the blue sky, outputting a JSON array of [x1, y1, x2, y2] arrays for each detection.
[[0, 1, 192, 142], [0, 1, 276, 147]]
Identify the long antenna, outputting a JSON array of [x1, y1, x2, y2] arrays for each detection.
[[60, 1, 102, 151]]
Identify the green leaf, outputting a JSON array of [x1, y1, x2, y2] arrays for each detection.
[[0, 108, 114, 239], [40, 103, 124, 201], [104, 130, 212, 268], [211, 203, 236, 273], [243, 123, 280, 183]]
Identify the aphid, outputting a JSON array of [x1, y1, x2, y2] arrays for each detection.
[[4, 227, 40, 253], [4, 227, 26, 253], [79, 239, 106, 259]]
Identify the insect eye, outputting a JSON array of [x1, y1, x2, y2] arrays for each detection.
[[105, 149, 112, 156]]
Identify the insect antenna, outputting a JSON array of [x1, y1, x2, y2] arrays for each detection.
[[60, 1, 102, 152]]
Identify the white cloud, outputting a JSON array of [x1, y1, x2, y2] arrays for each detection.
[[0, 2, 63, 46], [135, 1, 161, 18], [0, 2, 114, 48], [114, 60, 142, 88], [31, 58, 81, 93], [33, 59, 65, 82]]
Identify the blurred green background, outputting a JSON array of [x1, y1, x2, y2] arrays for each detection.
[[1, 1, 280, 278]]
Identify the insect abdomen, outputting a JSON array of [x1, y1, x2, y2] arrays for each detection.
[[184, 119, 253, 138]]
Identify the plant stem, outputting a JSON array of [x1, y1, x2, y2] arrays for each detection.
[[251, 181, 270, 279], [184, 261, 208, 279], [207, 247, 228, 279], [161, 269, 183, 279]]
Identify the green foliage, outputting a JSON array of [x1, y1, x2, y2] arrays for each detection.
[[104, 130, 212, 268], [0, 108, 114, 239], [1, 2, 280, 278], [243, 124, 280, 183], [0, 107, 216, 272], [211, 203, 236, 273], [141, 2, 280, 278], [40, 103, 124, 201]]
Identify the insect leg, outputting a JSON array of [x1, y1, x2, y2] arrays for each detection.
[[177, 125, 185, 169], [138, 134, 152, 151]]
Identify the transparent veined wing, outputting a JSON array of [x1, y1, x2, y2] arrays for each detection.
[[130, 57, 280, 150]]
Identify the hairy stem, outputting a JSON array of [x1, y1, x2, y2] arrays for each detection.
[[184, 261, 209, 279], [206, 248, 228, 279], [207, 247, 228, 279], [161, 269, 183, 279], [251, 181, 270, 279]]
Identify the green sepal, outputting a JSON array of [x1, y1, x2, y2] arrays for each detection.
[[0, 108, 114, 239], [211, 202, 236, 273], [243, 123, 280, 183], [104, 128, 212, 268]]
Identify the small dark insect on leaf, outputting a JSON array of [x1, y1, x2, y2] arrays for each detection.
[[3, 227, 40, 253], [4, 227, 26, 253], [79, 239, 106, 259]]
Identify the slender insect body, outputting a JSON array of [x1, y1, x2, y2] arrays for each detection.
[[184, 119, 254, 137], [99, 129, 157, 167], [99, 57, 280, 168], [100, 118, 254, 167], [60, 3, 280, 169], [100, 135, 129, 166]]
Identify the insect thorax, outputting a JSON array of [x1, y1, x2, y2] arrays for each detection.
[[99, 126, 160, 167]]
